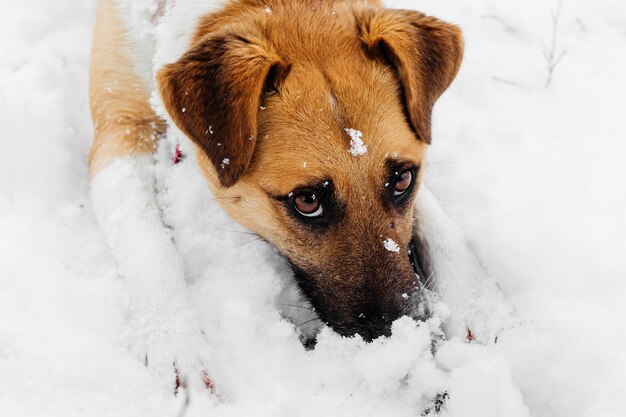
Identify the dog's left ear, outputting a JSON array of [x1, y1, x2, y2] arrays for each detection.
[[157, 28, 290, 187], [356, 9, 463, 144]]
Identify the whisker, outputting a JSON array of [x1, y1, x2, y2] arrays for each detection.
[[297, 318, 321, 328], [207, 196, 241, 205], [223, 236, 263, 248], [277, 303, 315, 312], [208, 196, 241, 201], [422, 269, 437, 289], [215, 228, 257, 236]]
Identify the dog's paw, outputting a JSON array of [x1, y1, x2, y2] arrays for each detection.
[[128, 309, 216, 395], [143, 339, 215, 396]]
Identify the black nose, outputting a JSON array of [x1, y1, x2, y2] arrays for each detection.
[[346, 306, 403, 342], [330, 287, 432, 342], [358, 321, 393, 342], [358, 316, 395, 341]]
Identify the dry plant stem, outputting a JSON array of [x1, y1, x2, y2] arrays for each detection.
[[544, 0, 567, 88]]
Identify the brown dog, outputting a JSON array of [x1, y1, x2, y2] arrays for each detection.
[[89, 0, 478, 388], [158, 0, 463, 339]]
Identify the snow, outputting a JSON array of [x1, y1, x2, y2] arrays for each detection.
[[345, 128, 368, 156], [2, 0, 626, 416], [383, 237, 401, 253]]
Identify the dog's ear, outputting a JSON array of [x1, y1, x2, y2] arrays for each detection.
[[157, 29, 290, 187], [356, 9, 463, 144]]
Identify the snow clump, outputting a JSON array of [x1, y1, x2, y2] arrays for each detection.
[[383, 238, 401, 253], [345, 128, 367, 156]]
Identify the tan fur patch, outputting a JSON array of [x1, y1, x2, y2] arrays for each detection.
[[88, 0, 165, 175]]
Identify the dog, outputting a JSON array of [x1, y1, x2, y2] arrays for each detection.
[[89, 0, 510, 391]]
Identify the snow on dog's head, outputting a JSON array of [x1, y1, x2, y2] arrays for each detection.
[[157, 0, 462, 341]]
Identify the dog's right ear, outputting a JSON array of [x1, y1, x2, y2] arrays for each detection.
[[157, 28, 290, 187], [356, 8, 463, 144]]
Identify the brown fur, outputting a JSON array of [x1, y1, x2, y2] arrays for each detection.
[[92, 0, 463, 340], [158, 0, 462, 185], [88, 0, 165, 175]]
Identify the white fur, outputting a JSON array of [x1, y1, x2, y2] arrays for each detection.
[[415, 187, 514, 343], [153, 0, 227, 69], [113, 0, 165, 86], [113, 0, 226, 88], [91, 156, 212, 391]]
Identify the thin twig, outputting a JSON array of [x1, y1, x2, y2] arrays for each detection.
[[544, 0, 567, 88], [492, 76, 522, 87], [481, 14, 518, 36]]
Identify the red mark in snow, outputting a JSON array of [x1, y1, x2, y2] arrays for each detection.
[[173, 366, 217, 396], [202, 371, 217, 395], [173, 143, 183, 164], [466, 328, 475, 343], [173, 362, 181, 395]]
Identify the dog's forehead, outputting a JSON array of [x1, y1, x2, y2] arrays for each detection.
[[261, 0, 364, 55], [251, 63, 425, 194], [208, 1, 429, 193]]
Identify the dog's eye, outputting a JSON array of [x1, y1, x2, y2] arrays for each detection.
[[394, 170, 413, 197], [294, 192, 323, 217]]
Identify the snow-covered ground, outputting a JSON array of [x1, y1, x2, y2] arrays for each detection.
[[1, 0, 625, 416]]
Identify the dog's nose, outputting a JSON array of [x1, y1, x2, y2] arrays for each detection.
[[352, 307, 403, 342], [358, 321, 393, 342]]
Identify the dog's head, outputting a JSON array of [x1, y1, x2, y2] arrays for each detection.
[[158, 0, 462, 341]]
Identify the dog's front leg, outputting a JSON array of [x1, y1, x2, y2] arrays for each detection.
[[414, 186, 514, 343], [91, 156, 213, 393]]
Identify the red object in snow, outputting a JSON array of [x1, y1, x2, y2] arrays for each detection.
[[466, 328, 475, 343], [172, 143, 183, 164], [173, 367, 217, 396], [202, 371, 217, 394]]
